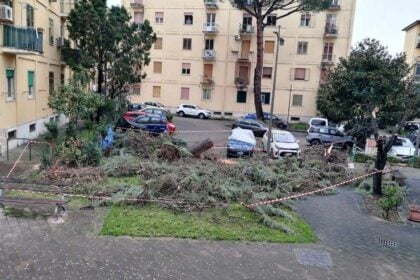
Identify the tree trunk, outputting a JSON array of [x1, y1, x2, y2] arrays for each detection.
[[189, 139, 213, 158], [373, 141, 387, 195], [97, 62, 104, 94], [253, 17, 264, 120]]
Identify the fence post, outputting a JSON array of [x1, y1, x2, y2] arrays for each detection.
[[29, 141, 32, 161], [6, 139, 9, 161]]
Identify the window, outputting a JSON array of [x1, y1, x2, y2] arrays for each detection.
[[265, 41, 275, 53], [262, 67, 272, 79], [49, 19, 54, 45], [292, 94, 303, 106], [28, 71, 34, 97], [331, 0, 340, 6], [134, 12, 143, 27], [183, 38, 192, 50], [155, 12, 164, 24], [300, 13, 311, 27], [154, 38, 163, 49], [202, 89, 211, 100], [153, 61, 162, 73], [261, 92, 270, 105], [29, 123, 36, 132], [323, 42, 334, 61], [415, 63, 420, 76], [184, 14, 193, 25], [297, 41, 308, 54], [182, 63, 191, 75], [153, 86, 161, 98], [132, 85, 141, 95], [266, 15, 276, 26], [6, 69, 14, 100], [205, 39, 214, 50], [293, 68, 308, 80], [181, 87, 190, 100], [49, 71, 54, 94], [26, 4, 34, 27], [8, 130, 16, 140], [206, 13, 216, 25], [237, 91, 247, 103]]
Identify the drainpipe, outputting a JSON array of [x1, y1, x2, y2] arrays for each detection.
[[221, 5, 231, 116]]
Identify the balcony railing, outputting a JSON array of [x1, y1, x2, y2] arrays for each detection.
[[235, 76, 249, 87], [324, 24, 338, 37], [204, 0, 218, 8], [239, 24, 254, 34], [202, 49, 216, 60], [130, 0, 144, 9], [202, 76, 215, 86], [322, 53, 335, 65], [1, 25, 43, 54], [203, 23, 218, 33]]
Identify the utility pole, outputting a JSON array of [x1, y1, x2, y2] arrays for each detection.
[[286, 84, 292, 129], [267, 25, 283, 153]]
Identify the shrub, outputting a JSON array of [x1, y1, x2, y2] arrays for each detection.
[[44, 121, 59, 142], [409, 156, 420, 169], [57, 138, 101, 167], [377, 184, 405, 219], [354, 153, 375, 163]]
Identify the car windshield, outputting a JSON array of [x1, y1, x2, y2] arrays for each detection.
[[394, 138, 414, 148], [273, 133, 295, 143]]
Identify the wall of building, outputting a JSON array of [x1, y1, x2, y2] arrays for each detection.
[[123, 0, 356, 121]]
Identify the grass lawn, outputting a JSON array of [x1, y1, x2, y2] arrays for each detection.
[[288, 122, 308, 131], [101, 204, 316, 243]]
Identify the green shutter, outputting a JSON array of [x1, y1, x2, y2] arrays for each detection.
[[28, 71, 34, 86], [6, 69, 14, 78]]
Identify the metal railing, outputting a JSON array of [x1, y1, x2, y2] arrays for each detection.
[[2, 25, 43, 53], [239, 24, 254, 34], [202, 76, 214, 85], [325, 24, 338, 36], [204, 0, 218, 6], [202, 23, 218, 33], [202, 49, 216, 60]]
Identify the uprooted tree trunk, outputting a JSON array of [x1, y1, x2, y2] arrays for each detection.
[[189, 139, 213, 158]]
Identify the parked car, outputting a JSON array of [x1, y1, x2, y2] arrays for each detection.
[[408, 130, 418, 146], [231, 118, 268, 137], [308, 117, 329, 132], [122, 111, 145, 122], [117, 114, 168, 134], [139, 107, 170, 119], [404, 121, 420, 131], [144, 101, 166, 109], [227, 128, 256, 158], [306, 126, 355, 148], [176, 104, 212, 119], [127, 103, 146, 111], [243, 112, 287, 129], [388, 137, 416, 162], [262, 130, 301, 158]]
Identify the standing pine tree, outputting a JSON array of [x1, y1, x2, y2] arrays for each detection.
[[230, 0, 331, 119]]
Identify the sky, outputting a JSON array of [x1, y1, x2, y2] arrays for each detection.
[[352, 0, 420, 56], [107, 0, 420, 56]]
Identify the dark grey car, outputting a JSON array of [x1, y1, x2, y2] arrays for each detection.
[[232, 119, 268, 137], [306, 126, 355, 148]]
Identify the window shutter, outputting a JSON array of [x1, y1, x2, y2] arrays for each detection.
[[181, 87, 190, 100], [264, 41, 275, 53], [6, 69, 14, 78], [154, 38, 162, 49], [153, 86, 161, 98], [294, 68, 306, 80], [28, 71, 34, 86], [154, 62, 162, 73]]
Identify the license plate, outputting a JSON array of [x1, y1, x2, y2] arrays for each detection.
[[237, 152, 244, 155]]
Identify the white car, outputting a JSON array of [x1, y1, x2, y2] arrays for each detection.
[[176, 104, 212, 119], [307, 117, 328, 133], [388, 137, 416, 162], [262, 130, 301, 158]]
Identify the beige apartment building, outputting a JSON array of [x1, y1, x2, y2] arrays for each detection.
[[403, 20, 420, 83], [122, 0, 356, 121], [0, 0, 72, 155]]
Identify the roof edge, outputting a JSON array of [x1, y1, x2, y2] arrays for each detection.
[[402, 20, 420, 31]]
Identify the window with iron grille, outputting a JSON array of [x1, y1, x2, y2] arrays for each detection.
[[292, 94, 303, 106]]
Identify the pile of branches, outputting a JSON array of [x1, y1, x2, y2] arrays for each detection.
[[45, 163, 103, 186]]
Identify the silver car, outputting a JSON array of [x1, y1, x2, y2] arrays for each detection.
[[306, 126, 355, 148]]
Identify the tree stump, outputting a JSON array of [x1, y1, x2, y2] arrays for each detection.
[[189, 139, 214, 158]]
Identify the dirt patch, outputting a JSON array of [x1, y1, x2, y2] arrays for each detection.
[[363, 195, 402, 223]]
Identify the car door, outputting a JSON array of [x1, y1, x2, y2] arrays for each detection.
[[318, 127, 331, 143]]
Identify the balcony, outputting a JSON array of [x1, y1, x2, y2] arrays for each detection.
[[202, 23, 218, 34], [204, 0, 218, 9], [235, 76, 249, 88], [0, 4, 13, 23], [202, 49, 216, 60], [1, 25, 43, 55], [56, 37, 65, 48], [324, 25, 338, 37], [321, 54, 335, 66], [239, 24, 254, 35], [237, 52, 251, 61], [130, 0, 144, 10], [60, 0, 75, 18], [201, 76, 215, 87]]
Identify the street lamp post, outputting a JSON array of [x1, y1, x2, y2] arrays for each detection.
[[267, 25, 283, 155]]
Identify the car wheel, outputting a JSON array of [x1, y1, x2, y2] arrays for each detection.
[[178, 111, 185, 117], [310, 139, 321, 145], [198, 113, 205, 119]]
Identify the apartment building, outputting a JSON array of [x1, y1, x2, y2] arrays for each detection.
[[403, 20, 420, 83], [0, 0, 72, 155], [122, 0, 356, 121]]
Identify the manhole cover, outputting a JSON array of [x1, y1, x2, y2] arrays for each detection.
[[378, 238, 397, 248], [294, 248, 333, 267]]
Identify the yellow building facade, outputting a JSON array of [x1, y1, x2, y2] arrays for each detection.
[[122, 0, 356, 121], [0, 0, 72, 155], [403, 20, 420, 83]]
